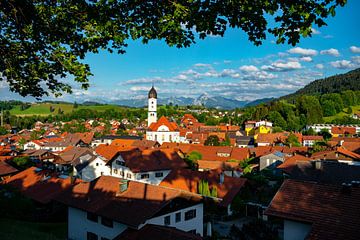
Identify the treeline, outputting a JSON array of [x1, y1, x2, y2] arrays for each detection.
[[233, 90, 360, 132], [1, 107, 148, 131], [284, 68, 360, 99]]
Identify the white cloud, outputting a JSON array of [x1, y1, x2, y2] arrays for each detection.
[[299, 57, 313, 62], [311, 28, 321, 35], [351, 56, 360, 64], [315, 64, 324, 69], [239, 65, 259, 72], [350, 46, 360, 54], [288, 47, 318, 56], [193, 63, 212, 68], [323, 35, 334, 39], [320, 48, 340, 57], [330, 60, 355, 69], [262, 61, 302, 71]]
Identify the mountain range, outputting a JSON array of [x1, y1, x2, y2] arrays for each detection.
[[108, 93, 272, 109]]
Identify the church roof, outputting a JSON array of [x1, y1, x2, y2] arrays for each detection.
[[148, 86, 157, 99], [148, 116, 179, 132]]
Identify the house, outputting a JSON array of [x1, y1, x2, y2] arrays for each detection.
[[4, 167, 80, 204], [91, 135, 142, 147], [277, 154, 312, 174], [56, 176, 203, 240], [282, 160, 360, 184], [109, 148, 186, 185], [0, 160, 18, 181], [302, 135, 323, 147], [24, 140, 44, 150], [265, 179, 360, 240], [245, 120, 273, 136], [146, 116, 180, 144], [331, 126, 356, 137], [311, 147, 360, 165], [160, 169, 247, 215], [115, 224, 202, 240], [259, 151, 285, 171]]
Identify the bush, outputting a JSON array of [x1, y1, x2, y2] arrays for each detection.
[[12, 156, 33, 169]]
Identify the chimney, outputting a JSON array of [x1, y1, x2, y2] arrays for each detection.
[[219, 172, 225, 185], [339, 140, 344, 146], [119, 179, 129, 193], [341, 183, 352, 195], [315, 161, 322, 170]]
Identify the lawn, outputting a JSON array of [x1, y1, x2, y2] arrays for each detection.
[[0, 218, 67, 240], [323, 105, 360, 123], [9, 102, 127, 116]]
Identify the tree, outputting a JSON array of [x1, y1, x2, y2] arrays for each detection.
[[12, 156, 33, 169], [210, 186, 218, 198], [0, 126, 8, 135], [204, 135, 220, 146], [285, 133, 301, 147], [322, 100, 337, 117], [319, 128, 332, 141], [184, 151, 202, 170], [0, 1, 346, 98], [74, 102, 79, 109], [268, 111, 287, 129]]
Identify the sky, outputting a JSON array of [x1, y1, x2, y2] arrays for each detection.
[[1, 0, 360, 103]]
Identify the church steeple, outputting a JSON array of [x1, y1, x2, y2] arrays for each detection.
[[147, 85, 157, 127]]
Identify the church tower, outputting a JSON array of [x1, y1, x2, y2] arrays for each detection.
[[147, 85, 157, 127]]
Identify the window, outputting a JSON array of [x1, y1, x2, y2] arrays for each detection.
[[116, 160, 124, 166], [126, 173, 132, 179], [113, 169, 118, 174], [185, 209, 196, 221], [101, 217, 113, 228], [175, 212, 181, 222], [141, 174, 149, 179], [155, 172, 163, 178], [164, 215, 170, 225], [120, 171, 124, 177], [87, 232, 98, 240], [96, 163, 99, 166], [87, 212, 98, 222]]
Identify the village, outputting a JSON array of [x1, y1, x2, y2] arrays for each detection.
[[0, 86, 360, 240]]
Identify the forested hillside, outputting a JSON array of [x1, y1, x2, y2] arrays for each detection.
[[284, 68, 360, 99]]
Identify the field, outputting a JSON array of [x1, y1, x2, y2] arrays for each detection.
[[323, 105, 360, 123], [0, 218, 67, 240], [9, 102, 129, 116]]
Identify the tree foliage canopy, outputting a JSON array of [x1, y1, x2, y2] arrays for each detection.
[[0, 0, 346, 98]]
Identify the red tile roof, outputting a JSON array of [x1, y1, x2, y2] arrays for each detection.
[[95, 144, 136, 162], [4, 167, 80, 204], [119, 148, 187, 172], [56, 176, 201, 227], [265, 179, 360, 240], [115, 224, 202, 240], [331, 126, 356, 135], [182, 145, 249, 162], [0, 160, 18, 177], [148, 116, 179, 132], [302, 136, 324, 141], [277, 154, 312, 174], [160, 169, 247, 207]]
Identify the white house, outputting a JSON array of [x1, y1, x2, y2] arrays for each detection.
[[57, 176, 203, 240], [145, 86, 180, 145], [109, 148, 186, 185], [146, 116, 180, 144]]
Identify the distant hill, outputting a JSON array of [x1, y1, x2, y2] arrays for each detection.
[[283, 68, 360, 99], [245, 97, 275, 107]]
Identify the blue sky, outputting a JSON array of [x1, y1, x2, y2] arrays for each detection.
[[1, 0, 360, 103]]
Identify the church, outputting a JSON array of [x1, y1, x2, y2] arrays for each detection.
[[145, 86, 180, 144]]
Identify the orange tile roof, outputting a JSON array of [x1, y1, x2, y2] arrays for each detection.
[[160, 168, 246, 207], [331, 126, 356, 135], [56, 176, 201, 227], [111, 139, 137, 147], [277, 154, 312, 173], [4, 167, 80, 204], [148, 116, 179, 131], [115, 224, 202, 240], [95, 144, 136, 162], [265, 179, 360, 240], [182, 145, 249, 162]]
